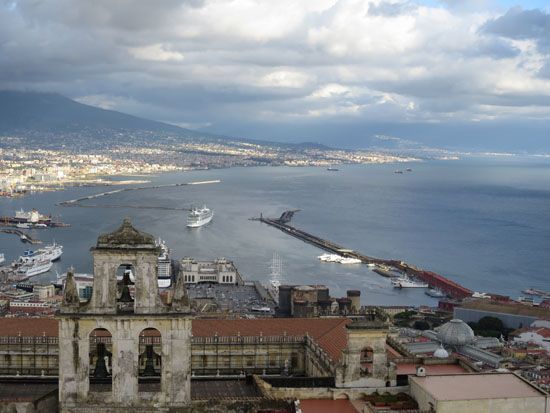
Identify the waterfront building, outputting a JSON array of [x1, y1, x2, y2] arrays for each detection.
[[179, 257, 243, 285]]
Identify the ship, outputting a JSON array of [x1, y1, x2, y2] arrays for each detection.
[[14, 208, 50, 223], [156, 238, 172, 288], [372, 264, 399, 278], [0, 253, 4, 265], [187, 206, 213, 228], [339, 257, 362, 264], [17, 259, 53, 277], [17, 243, 63, 265], [326, 167, 339, 171], [392, 277, 428, 288], [425, 288, 446, 298]]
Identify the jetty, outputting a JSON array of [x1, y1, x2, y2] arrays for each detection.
[[254, 211, 472, 300], [57, 179, 221, 209], [0, 229, 41, 244]]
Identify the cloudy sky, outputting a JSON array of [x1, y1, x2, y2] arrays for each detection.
[[1, 0, 550, 150]]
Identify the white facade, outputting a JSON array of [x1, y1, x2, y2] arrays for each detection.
[[513, 328, 550, 351], [179, 258, 241, 285]]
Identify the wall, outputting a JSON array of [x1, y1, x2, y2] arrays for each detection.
[[454, 308, 537, 329]]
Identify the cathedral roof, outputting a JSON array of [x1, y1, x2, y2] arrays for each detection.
[[95, 218, 157, 250]]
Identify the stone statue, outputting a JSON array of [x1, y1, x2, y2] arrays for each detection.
[[63, 270, 80, 307]]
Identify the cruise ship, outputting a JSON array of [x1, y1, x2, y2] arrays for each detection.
[[17, 243, 63, 265], [17, 259, 53, 278], [187, 206, 213, 228]]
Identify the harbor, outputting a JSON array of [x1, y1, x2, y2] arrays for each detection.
[[254, 211, 473, 300]]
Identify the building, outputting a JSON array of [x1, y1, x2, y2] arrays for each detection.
[[410, 372, 549, 412], [57, 218, 192, 412], [512, 327, 550, 351], [455, 299, 550, 329], [179, 257, 243, 285]]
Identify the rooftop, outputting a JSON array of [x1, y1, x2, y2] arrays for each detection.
[[411, 373, 545, 401], [94, 218, 157, 250], [460, 299, 550, 320], [0, 317, 351, 362]]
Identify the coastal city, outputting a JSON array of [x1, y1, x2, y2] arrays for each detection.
[[0, 206, 548, 412], [0, 139, 417, 197], [2, 0, 550, 411]]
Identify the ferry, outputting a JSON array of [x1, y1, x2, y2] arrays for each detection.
[[17, 259, 53, 277], [17, 243, 63, 265], [392, 277, 428, 288], [187, 206, 213, 228]]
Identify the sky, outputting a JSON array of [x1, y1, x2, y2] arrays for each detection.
[[1, 0, 550, 151]]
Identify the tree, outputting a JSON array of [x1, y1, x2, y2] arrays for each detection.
[[413, 320, 430, 331], [477, 316, 504, 333]]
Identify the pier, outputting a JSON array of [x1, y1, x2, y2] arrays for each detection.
[[0, 229, 41, 244], [254, 212, 472, 300], [57, 179, 221, 209]]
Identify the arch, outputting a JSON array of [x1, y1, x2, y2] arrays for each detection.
[[89, 328, 113, 393], [116, 264, 135, 312], [138, 328, 162, 392]]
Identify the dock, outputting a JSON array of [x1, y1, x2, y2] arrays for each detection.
[[254, 212, 472, 300], [0, 229, 42, 244]]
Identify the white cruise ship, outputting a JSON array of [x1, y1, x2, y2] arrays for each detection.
[[187, 206, 213, 228], [17, 243, 63, 265], [18, 259, 53, 277]]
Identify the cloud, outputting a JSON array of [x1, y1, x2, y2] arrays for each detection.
[[1, 0, 550, 148]]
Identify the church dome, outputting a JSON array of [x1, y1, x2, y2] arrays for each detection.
[[436, 319, 475, 346]]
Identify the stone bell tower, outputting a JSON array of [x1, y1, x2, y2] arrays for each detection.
[[336, 308, 396, 388], [57, 219, 192, 412]]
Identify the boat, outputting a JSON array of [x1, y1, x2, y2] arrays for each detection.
[[392, 277, 428, 288], [17, 259, 53, 277], [156, 238, 172, 288], [522, 288, 550, 297], [0, 253, 4, 265], [326, 167, 339, 171], [406, 168, 413, 172], [17, 243, 63, 265], [16, 223, 31, 229], [340, 257, 362, 264], [14, 208, 50, 223], [187, 206, 213, 228], [318, 253, 343, 263], [425, 288, 446, 298], [394, 170, 404, 174], [372, 264, 398, 278]]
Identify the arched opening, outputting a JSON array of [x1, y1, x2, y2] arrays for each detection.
[[89, 328, 112, 393], [138, 328, 162, 392], [116, 264, 135, 312], [335, 393, 349, 400]]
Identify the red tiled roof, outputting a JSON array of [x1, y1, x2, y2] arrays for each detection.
[[0, 317, 58, 337], [193, 318, 350, 361], [0, 317, 351, 362]]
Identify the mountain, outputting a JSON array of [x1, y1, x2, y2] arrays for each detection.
[[0, 90, 187, 134]]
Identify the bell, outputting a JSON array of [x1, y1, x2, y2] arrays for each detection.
[[142, 344, 157, 376], [93, 343, 110, 378], [119, 285, 134, 303]]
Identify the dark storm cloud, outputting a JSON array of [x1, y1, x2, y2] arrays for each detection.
[[482, 7, 550, 52]]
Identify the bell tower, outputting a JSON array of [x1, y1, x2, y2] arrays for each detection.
[[57, 219, 191, 412]]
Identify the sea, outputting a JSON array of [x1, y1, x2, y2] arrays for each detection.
[[1, 156, 549, 307]]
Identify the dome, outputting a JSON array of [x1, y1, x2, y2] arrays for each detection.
[[433, 346, 450, 359], [436, 319, 475, 346]]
